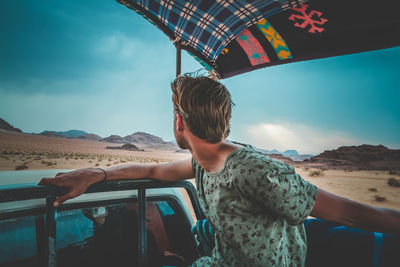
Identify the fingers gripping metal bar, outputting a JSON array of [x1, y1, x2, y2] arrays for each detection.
[[138, 188, 147, 266], [45, 197, 57, 267]]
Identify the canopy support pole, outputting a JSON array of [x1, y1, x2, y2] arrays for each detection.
[[176, 43, 181, 77]]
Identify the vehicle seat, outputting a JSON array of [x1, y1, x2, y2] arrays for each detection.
[[304, 218, 400, 267]]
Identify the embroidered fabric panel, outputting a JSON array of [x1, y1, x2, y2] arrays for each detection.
[[236, 29, 270, 66], [216, 0, 400, 78]]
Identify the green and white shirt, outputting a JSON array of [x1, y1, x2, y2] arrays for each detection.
[[191, 144, 318, 267]]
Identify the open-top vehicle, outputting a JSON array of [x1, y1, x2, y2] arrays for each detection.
[[0, 172, 399, 267]]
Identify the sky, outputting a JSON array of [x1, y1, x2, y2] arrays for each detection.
[[1, 0, 399, 155]]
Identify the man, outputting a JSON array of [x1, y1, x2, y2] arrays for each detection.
[[39, 74, 400, 266]]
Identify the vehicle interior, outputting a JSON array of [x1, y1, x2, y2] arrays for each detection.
[[0, 179, 399, 267]]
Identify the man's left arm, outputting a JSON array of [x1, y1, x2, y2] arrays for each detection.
[[310, 187, 400, 234]]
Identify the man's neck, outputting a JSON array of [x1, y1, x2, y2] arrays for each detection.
[[188, 139, 241, 173]]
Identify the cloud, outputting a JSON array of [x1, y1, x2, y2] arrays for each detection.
[[246, 122, 361, 154]]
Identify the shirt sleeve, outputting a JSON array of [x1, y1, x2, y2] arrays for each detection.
[[233, 156, 318, 225]]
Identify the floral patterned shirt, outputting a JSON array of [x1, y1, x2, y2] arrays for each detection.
[[191, 144, 318, 267]]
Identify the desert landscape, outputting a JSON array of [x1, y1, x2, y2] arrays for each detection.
[[1, 116, 400, 213]]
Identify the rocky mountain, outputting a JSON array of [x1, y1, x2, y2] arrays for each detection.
[[58, 130, 88, 138], [39, 131, 63, 138], [106, 143, 144, 151], [124, 132, 164, 144], [102, 132, 180, 151], [282, 150, 298, 157], [77, 134, 103, 142], [257, 148, 312, 161], [289, 154, 314, 161], [258, 148, 281, 154], [305, 144, 400, 170], [103, 135, 126, 143], [0, 118, 22, 133], [40, 130, 88, 138]]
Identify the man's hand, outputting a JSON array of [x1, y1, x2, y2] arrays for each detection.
[[38, 168, 106, 207]]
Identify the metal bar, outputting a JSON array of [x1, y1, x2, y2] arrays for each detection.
[[176, 43, 181, 77], [138, 188, 147, 266], [35, 215, 46, 266], [45, 197, 57, 267], [0, 180, 205, 225], [0, 180, 195, 202], [184, 185, 205, 220]]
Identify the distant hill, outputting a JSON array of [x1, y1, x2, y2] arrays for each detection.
[[282, 150, 298, 157], [103, 135, 126, 143], [33, 128, 179, 151], [124, 132, 164, 144], [305, 144, 400, 170], [106, 143, 144, 151], [289, 154, 314, 161], [257, 148, 312, 161], [0, 118, 22, 133], [77, 134, 103, 142], [39, 131, 63, 138], [59, 130, 88, 138], [40, 130, 88, 138]]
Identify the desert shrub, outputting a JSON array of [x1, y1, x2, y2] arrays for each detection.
[[106, 163, 111, 167], [374, 195, 386, 202], [368, 188, 377, 192], [15, 164, 28, 170], [387, 178, 400, 187], [389, 171, 399, 175], [309, 170, 323, 177], [95, 163, 100, 166]]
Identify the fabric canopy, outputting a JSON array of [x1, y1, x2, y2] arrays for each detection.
[[117, 0, 400, 79]]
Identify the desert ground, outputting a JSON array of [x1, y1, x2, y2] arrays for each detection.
[[0, 131, 190, 171], [1, 131, 399, 216]]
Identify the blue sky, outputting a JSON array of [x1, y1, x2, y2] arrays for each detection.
[[1, 0, 399, 154]]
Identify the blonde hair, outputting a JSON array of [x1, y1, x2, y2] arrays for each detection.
[[171, 74, 234, 143]]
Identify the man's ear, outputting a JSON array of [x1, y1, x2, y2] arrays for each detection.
[[176, 113, 184, 131]]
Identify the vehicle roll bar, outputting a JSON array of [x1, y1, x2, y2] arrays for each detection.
[[0, 179, 204, 267]]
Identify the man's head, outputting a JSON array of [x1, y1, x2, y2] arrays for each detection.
[[171, 74, 233, 146]]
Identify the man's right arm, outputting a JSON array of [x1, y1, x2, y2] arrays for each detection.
[[38, 158, 194, 207]]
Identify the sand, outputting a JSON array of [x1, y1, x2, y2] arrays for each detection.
[[1, 131, 399, 216], [0, 131, 190, 171], [296, 167, 400, 211]]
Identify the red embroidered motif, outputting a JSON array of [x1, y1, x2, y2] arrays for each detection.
[[288, 4, 327, 33]]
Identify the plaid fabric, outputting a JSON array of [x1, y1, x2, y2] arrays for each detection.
[[118, 0, 306, 62]]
